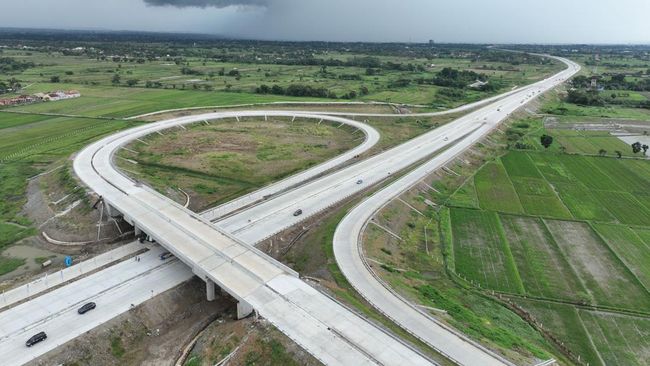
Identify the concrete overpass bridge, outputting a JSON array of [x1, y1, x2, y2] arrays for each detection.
[[73, 111, 435, 365]]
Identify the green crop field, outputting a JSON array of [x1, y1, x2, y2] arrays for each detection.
[[474, 162, 524, 214], [552, 182, 616, 221], [545, 219, 650, 310], [500, 152, 542, 178], [588, 157, 649, 193], [553, 155, 618, 190], [593, 223, 650, 290], [526, 153, 574, 183], [635, 228, 650, 244], [516, 300, 604, 366], [446, 177, 479, 209], [548, 129, 635, 157], [450, 208, 524, 294], [578, 311, 650, 366], [509, 177, 572, 218], [591, 190, 650, 226], [499, 215, 587, 301]]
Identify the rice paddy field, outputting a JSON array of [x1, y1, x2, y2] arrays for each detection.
[[445, 122, 650, 364]]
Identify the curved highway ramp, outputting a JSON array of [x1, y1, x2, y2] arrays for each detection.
[[72, 112, 435, 366]]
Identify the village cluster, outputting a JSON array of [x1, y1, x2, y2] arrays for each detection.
[[0, 90, 80, 106]]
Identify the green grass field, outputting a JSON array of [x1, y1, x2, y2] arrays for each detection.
[[548, 129, 635, 157], [6, 83, 328, 118], [0, 111, 142, 271], [450, 208, 524, 294], [118, 117, 357, 210]]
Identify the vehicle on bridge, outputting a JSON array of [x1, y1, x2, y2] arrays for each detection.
[[26, 332, 47, 347]]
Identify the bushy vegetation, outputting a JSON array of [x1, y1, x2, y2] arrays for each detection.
[[0, 57, 35, 73], [432, 67, 487, 88], [566, 89, 605, 106]]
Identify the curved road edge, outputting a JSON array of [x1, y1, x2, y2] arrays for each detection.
[[332, 56, 580, 366]]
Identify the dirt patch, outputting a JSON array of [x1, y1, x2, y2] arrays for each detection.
[[184, 316, 321, 366], [0, 163, 135, 286]]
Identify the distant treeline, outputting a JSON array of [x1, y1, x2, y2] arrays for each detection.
[[0, 29, 552, 69], [255, 84, 360, 100]]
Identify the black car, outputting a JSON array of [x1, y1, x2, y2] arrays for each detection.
[[78, 302, 96, 314], [159, 252, 173, 260], [26, 331, 47, 347], [293, 209, 303, 216]]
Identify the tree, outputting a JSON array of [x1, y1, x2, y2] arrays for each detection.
[[50, 75, 60, 83], [126, 79, 139, 87], [632, 141, 643, 154], [359, 86, 369, 95], [112, 73, 121, 85], [643, 144, 649, 156], [598, 149, 607, 156], [540, 134, 554, 149], [615, 150, 622, 158]]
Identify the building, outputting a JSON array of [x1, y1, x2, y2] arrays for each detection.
[[0, 90, 80, 106]]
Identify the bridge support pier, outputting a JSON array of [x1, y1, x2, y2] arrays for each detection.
[[105, 203, 114, 217], [237, 301, 253, 319], [206, 279, 218, 301]]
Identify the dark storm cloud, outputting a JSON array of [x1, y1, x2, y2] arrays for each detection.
[[143, 0, 268, 8], [0, 0, 649, 43]]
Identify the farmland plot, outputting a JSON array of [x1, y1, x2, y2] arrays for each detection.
[[545, 220, 650, 310], [474, 162, 524, 214], [500, 215, 586, 301], [591, 190, 650, 226], [450, 208, 524, 294], [592, 223, 650, 291], [516, 300, 603, 366], [579, 310, 650, 366], [552, 182, 615, 222]]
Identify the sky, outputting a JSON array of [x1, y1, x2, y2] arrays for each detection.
[[0, 0, 649, 44]]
